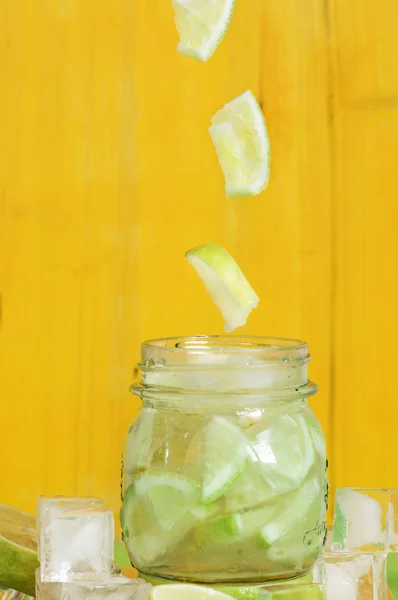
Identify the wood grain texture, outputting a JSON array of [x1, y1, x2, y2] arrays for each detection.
[[2, 0, 394, 526]]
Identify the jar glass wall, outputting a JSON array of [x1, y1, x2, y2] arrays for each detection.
[[121, 336, 327, 584]]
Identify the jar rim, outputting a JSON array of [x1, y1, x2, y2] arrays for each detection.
[[141, 335, 308, 366]]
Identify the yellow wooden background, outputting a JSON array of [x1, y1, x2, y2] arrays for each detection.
[[1, 0, 398, 526]]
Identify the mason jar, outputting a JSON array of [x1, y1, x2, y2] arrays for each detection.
[[121, 336, 327, 584]]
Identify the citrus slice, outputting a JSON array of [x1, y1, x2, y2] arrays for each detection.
[[251, 414, 316, 496], [202, 417, 252, 503], [0, 505, 39, 596], [209, 90, 270, 197], [122, 473, 200, 533], [172, 0, 235, 62], [151, 584, 234, 600], [121, 478, 197, 566], [259, 477, 321, 547], [139, 571, 313, 599], [186, 243, 259, 333]]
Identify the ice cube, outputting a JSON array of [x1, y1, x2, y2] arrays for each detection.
[[312, 551, 388, 600], [332, 488, 398, 550], [39, 503, 114, 582], [37, 497, 105, 554], [36, 572, 151, 600]]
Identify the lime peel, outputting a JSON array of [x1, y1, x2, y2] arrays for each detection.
[[173, 0, 236, 62], [0, 505, 39, 596], [186, 243, 259, 333], [209, 90, 271, 198]]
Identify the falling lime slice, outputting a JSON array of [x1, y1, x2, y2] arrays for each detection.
[[150, 585, 235, 600], [202, 416, 252, 503], [186, 243, 259, 333], [209, 90, 270, 197], [172, 0, 235, 62], [0, 505, 39, 596]]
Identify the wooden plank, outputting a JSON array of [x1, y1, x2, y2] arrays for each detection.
[[329, 0, 398, 491], [333, 108, 398, 487], [330, 0, 398, 110], [0, 0, 332, 517]]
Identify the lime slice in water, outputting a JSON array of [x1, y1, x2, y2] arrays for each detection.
[[172, 0, 235, 63], [202, 417, 252, 503], [210, 90, 271, 198], [193, 501, 277, 549], [259, 477, 321, 547], [128, 472, 200, 531], [121, 475, 198, 565], [186, 243, 259, 333], [251, 414, 316, 496], [0, 505, 39, 596]]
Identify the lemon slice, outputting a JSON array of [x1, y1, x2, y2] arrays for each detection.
[[210, 90, 271, 197], [151, 585, 234, 600], [173, 0, 235, 62], [0, 505, 38, 596], [185, 243, 259, 332]]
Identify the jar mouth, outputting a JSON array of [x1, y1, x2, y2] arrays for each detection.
[[135, 336, 316, 397], [141, 335, 309, 367]]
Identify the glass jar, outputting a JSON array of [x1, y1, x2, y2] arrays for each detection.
[[121, 336, 327, 584]]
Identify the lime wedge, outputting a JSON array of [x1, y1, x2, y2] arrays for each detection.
[[193, 513, 243, 547], [0, 505, 39, 596], [193, 501, 276, 549], [151, 585, 235, 600], [125, 472, 200, 532], [172, 0, 235, 62], [210, 90, 270, 197], [121, 477, 198, 565], [259, 477, 321, 547], [186, 243, 259, 333], [139, 571, 313, 599], [202, 417, 252, 503]]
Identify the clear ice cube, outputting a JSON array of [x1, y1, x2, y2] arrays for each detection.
[[38, 500, 114, 582], [312, 551, 388, 600], [37, 496, 105, 553], [332, 488, 398, 550], [36, 573, 152, 600]]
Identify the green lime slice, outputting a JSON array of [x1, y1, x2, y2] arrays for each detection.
[[172, 0, 235, 62], [128, 473, 200, 531], [151, 585, 235, 600], [0, 505, 39, 596], [209, 90, 270, 198], [193, 499, 280, 549], [224, 463, 273, 513], [202, 416, 252, 503], [251, 414, 316, 496], [186, 243, 259, 333], [259, 478, 321, 547], [260, 584, 326, 600], [137, 573, 314, 600], [121, 479, 197, 566], [193, 514, 243, 547]]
